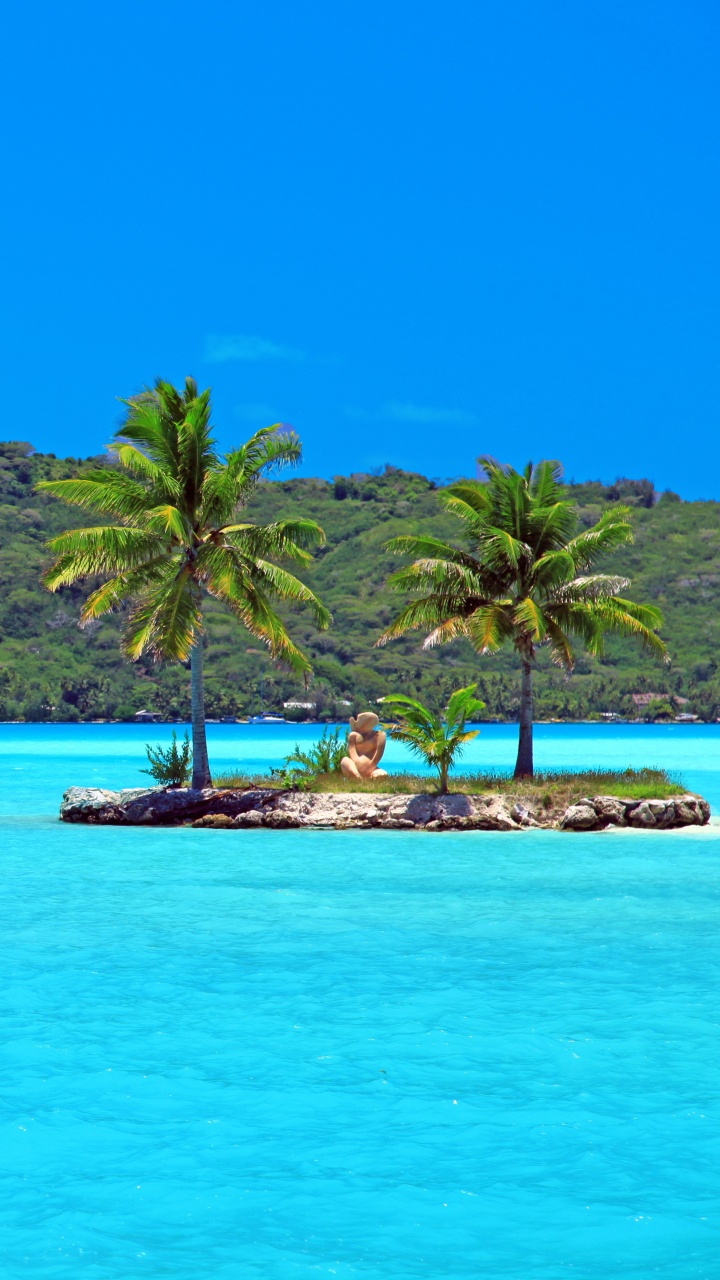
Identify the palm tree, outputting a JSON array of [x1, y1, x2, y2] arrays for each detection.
[[377, 457, 667, 778], [36, 378, 331, 788], [381, 684, 485, 793]]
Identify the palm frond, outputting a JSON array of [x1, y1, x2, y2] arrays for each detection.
[[386, 558, 488, 597], [528, 500, 578, 554], [383, 534, 478, 566], [222, 583, 313, 674], [143, 505, 190, 540], [442, 479, 491, 516], [476, 526, 529, 570], [36, 472, 153, 520], [513, 596, 548, 642], [248, 560, 332, 629], [200, 545, 331, 631], [381, 694, 442, 731], [376, 598, 457, 646], [112, 444, 180, 496], [556, 573, 631, 602], [221, 518, 325, 565], [177, 389, 215, 514], [200, 426, 302, 525], [441, 493, 490, 533], [567, 507, 633, 569], [464, 603, 515, 652], [446, 683, 485, 726], [116, 393, 180, 473], [593, 598, 669, 660], [42, 527, 166, 589], [122, 566, 200, 661], [422, 616, 471, 648], [544, 618, 575, 670], [531, 549, 576, 589], [79, 558, 173, 623], [544, 601, 606, 655], [528, 459, 565, 503]]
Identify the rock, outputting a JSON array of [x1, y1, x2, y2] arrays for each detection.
[[510, 802, 540, 827], [59, 786, 710, 832], [432, 795, 475, 821], [560, 803, 599, 831], [60, 785, 279, 826], [626, 798, 681, 829], [670, 795, 710, 827], [263, 810, 298, 829], [626, 800, 658, 828], [60, 786, 157, 823], [592, 796, 628, 826], [233, 810, 265, 828], [472, 796, 519, 831], [403, 796, 435, 825], [191, 813, 235, 829]]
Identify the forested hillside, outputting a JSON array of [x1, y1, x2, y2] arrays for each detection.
[[1, 440, 718, 721]]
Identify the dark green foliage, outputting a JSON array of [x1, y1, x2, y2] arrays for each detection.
[[2, 446, 720, 722], [268, 766, 316, 791], [284, 725, 349, 775], [141, 731, 192, 786], [382, 684, 486, 792]]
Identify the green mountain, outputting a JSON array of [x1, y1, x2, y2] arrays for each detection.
[[1, 441, 717, 722]]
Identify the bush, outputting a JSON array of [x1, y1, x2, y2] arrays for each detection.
[[284, 726, 349, 776], [141, 731, 192, 786]]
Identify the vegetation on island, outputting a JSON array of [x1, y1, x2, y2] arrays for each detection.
[[211, 767, 683, 821], [142, 730, 193, 787], [379, 459, 667, 776], [284, 725, 348, 775], [35, 381, 330, 787], [2, 434, 720, 727], [381, 685, 485, 793]]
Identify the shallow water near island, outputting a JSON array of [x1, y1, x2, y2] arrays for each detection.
[[1, 725, 720, 1277]]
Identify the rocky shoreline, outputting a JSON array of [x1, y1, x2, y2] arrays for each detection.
[[60, 786, 711, 832]]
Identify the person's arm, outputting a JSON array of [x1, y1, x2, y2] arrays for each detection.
[[347, 732, 363, 766], [370, 730, 386, 765]]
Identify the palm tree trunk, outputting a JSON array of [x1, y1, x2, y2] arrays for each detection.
[[514, 659, 534, 778], [190, 639, 212, 790]]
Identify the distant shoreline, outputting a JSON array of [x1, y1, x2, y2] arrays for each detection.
[[0, 719, 718, 728]]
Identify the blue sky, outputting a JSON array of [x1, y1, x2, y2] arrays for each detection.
[[3, 1, 719, 495]]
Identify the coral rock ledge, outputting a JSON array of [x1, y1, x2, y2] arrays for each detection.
[[60, 787, 710, 831]]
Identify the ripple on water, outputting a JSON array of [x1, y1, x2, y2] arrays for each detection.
[[1, 820, 719, 1278]]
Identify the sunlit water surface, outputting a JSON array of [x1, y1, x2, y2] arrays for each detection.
[[1, 725, 719, 1277]]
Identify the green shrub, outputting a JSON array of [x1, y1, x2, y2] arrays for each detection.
[[284, 726, 349, 776], [141, 731, 192, 787]]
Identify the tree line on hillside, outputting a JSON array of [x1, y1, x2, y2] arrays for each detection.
[[33, 378, 665, 782], [0, 406, 717, 743]]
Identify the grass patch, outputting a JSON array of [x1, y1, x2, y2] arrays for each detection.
[[213, 773, 286, 791], [213, 767, 685, 811]]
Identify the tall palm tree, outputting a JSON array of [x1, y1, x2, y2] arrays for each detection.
[[377, 457, 667, 778], [37, 378, 331, 788]]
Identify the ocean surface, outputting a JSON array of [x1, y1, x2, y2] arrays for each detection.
[[3, 720, 720, 814], [2, 725, 719, 1277]]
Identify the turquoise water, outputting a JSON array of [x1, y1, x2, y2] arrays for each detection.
[[3, 720, 720, 813], [2, 726, 720, 1277]]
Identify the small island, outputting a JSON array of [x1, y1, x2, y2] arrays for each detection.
[[60, 774, 710, 832]]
